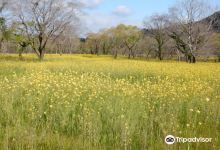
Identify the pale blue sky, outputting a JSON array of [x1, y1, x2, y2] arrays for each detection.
[[80, 0, 220, 33]]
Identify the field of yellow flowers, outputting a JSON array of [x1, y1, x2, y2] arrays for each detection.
[[0, 54, 220, 149]]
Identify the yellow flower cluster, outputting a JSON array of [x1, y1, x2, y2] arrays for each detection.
[[0, 54, 219, 149]]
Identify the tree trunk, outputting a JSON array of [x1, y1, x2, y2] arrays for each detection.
[[191, 54, 196, 63], [0, 38, 3, 52], [114, 49, 118, 59], [159, 53, 163, 60], [38, 49, 44, 60], [39, 53, 44, 60], [158, 44, 163, 60], [131, 49, 135, 59], [146, 49, 152, 59], [158, 50, 163, 60], [186, 53, 196, 63], [102, 43, 106, 54], [19, 47, 24, 58], [128, 52, 131, 59]]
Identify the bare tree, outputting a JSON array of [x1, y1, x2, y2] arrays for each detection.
[[102, 25, 126, 59], [137, 35, 156, 59], [168, 0, 211, 63], [13, 0, 81, 60], [144, 14, 169, 60]]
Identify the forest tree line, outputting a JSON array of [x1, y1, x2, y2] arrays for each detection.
[[0, 0, 220, 63]]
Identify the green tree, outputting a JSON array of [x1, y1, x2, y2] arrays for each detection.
[[14, 34, 30, 57], [86, 33, 101, 55], [123, 26, 140, 59], [109, 25, 125, 59]]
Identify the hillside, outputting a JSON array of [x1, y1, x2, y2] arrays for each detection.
[[201, 11, 220, 32]]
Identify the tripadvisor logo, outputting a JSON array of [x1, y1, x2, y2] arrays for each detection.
[[165, 135, 175, 145], [165, 135, 212, 145]]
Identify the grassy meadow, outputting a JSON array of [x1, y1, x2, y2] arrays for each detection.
[[0, 54, 220, 150]]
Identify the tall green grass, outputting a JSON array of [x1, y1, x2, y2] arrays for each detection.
[[0, 54, 219, 149]]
